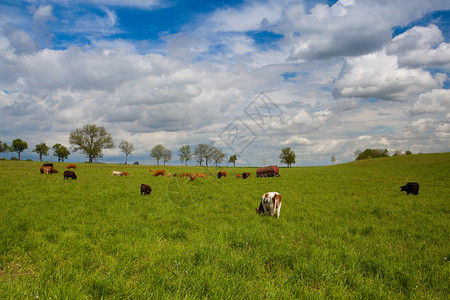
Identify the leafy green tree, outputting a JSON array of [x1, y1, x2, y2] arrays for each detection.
[[0, 140, 11, 154], [405, 150, 412, 155], [331, 155, 336, 165], [151, 144, 165, 165], [229, 154, 237, 167], [69, 124, 114, 163], [53, 144, 70, 162], [119, 141, 134, 164], [280, 147, 295, 167], [11, 139, 28, 160], [33, 143, 50, 162], [179, 145, 192, 166], [356, 149, 389, 160]]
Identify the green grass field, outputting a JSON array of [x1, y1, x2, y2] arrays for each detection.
[[1, 153, 449, 299]]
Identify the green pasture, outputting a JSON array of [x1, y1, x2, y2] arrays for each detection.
[[0, 153, 449, 299]]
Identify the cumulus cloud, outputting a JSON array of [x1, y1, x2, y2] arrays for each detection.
[[33, 5, 55, 22], [333, 50, 446, 101], [0, 0, 449, 165], [285, 0, 450, 61], [281, 135, 311, 145], [409, 89, 450, 115], [387, 24, 450, 68], [2, 24, 39, 54]]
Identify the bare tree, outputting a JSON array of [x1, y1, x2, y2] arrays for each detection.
[[179, 145, 192, 166], [119, 141, 134, 164], [151, 144, 165, 165], [162, 148, 172, 166]]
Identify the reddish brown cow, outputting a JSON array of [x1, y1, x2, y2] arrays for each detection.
[[66, 164, 76, 169], [41, 166, 58, 174], [153, 170, 165, 177]]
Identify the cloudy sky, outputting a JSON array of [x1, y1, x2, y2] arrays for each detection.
[[0, 0, 449, 166]]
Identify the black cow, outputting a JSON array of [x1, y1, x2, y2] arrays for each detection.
[[42, 163, 54, 168], [63, 170, 77, 180], [218, 172, 223, 179], [141, 184, 152, 196], [401, 182, 419, 195]]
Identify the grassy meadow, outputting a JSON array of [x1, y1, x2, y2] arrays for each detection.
[[0, 153, 449, 299]]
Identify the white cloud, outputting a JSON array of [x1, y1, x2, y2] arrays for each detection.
[[285, 0, 450, 61], [281, 135, 311, 145], [409, 89, 450, 115], [0, 0, 449, 165], [33, 5, 55, 22], [203, 1, 284, 33], [333, 50, 446, 101]]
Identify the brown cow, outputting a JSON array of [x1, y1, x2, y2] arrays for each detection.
[[141, 184, 152, 195], [153, 170, 165, 177], [64, 170, 77, 180], [41, 166, 58, 174], [66, 164, 76, 169], [197, 173, 207, 178], [189, 173, 196, 181]]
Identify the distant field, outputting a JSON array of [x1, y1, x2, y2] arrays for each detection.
[[0, 153, 449, 299]]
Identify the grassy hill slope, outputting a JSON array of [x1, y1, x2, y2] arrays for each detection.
[[0, 153, 449, 299]]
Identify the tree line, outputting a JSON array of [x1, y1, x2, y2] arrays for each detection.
[[1, 124, 299, 167], [353, 148, 412, 160]]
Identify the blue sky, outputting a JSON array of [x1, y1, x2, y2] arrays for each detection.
[[0, 0, 449, 166]]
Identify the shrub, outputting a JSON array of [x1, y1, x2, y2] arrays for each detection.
[[356, 149, 389, 160]]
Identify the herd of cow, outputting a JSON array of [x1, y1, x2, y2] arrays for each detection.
[[39, 163, 420, 218]]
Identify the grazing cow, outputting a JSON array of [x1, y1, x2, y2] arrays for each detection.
[[122, 172, 130, 176], [401, 182, 419, 195], [66, 164, 76, 169], [256, 192, 282, 218], [189, 173, 196, 181], [218, 171, 227, 178], [243, 172, 250, 179], [63, 170, 77, 180], [141, 184, 152, 195], [235, 174, 242, 178], [153, 170, 166, 177], [112, 171, 123, 176], [166, 173, 172, 177], [41, 166, 58, 174], [197, 173, 207, 178]]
